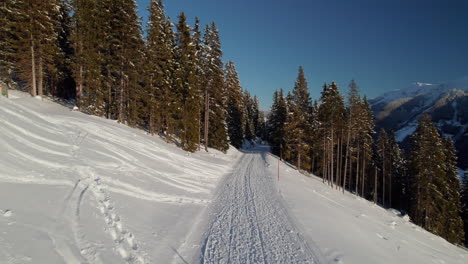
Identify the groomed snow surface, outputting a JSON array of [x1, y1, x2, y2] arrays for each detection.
[[1, 91, 467, 264]]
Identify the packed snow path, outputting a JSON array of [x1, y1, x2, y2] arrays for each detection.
[[201, 149, 320, 264]]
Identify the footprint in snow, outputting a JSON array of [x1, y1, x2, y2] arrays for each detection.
[[2, 209, 13, 217]]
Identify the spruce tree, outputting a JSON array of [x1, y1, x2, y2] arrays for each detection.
[[203, 22, 228, 152], [441, 137, 464, 244], [318, 82, 346, 186], [0, 0, 18, 96], [408, 114, 461, 241], [225, 61, 244, 149], [175, 12, 201, 152], [268, 89, 287, 157], [461, 172, 468, 244], [146, 0, 176, 136], [284, 67, 312, 170]]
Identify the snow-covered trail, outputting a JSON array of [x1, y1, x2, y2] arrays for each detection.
[[201, 148, 321, 264]]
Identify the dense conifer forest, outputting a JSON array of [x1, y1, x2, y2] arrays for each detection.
[[1, 0, 467, 246]]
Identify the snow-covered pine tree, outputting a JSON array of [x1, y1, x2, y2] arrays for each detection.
[[243, 90, 255, 143], [12, 0, 61, 97], [376, 128, 389, 206], [175, 12, 201, 152], [284, 66, 313, 170], [0, 0, 19, 96], [409, 114, 453, 238], [388, 130, 409, 210], [356, 97, 374, 197], [202, 22, 229, 152], [51, 0, 75, 99], [343, 80, 361, 192], [225, 61, 244, 149], [441, 137, 464, 244], [461, 171, 468, 244], [318, 81, 346, 186], [267, 89, 287, 157], [146, 0, 176, 136]]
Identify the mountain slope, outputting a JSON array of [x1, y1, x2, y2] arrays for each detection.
[[1, 92, 467, 264], [370, 76, 468, 169], [0, 91, 240, 263]]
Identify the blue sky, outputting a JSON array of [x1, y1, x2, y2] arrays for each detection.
[[136, 0, 468, 110]]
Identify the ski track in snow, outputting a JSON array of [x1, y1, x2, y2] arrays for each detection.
[[201, 151, 320, 264]]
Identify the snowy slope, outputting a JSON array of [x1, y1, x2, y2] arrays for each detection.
[[265, 154, 468, 264], [0, 91, 240, 264], [1, 91, 467, 264]]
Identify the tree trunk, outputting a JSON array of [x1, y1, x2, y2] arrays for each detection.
[[343, 129, 351, 193], [382, 151, 386, 207], [204, 89, 209, 152], [38, 56, 43, 98], [76, 40, 83, 102], [389, 162, 392, 208], [323, 136, 327, 183], [355, 142, 360, 195], [118, 72, 124, 123], [330, 128, 334, 188], [361, 150, 366, 197], [374, 167, 378, 203], [30, 33, 37, 97], [298, 152, 301, 171]]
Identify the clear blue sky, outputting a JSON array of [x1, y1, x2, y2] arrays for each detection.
[[135, 0, 468, 110]]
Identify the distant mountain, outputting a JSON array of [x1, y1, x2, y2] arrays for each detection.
[[370, 76, 468, 170]]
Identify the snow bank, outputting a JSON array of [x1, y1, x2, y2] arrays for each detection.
[[265, 154, 468, 264]]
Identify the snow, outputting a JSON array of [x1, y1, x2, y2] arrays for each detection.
[[371, 75, 468, 106], [1, 91, 467, 264], [0, 91, 240, 263], [395, 123, 417, 142], [267, 152, 468, 264]]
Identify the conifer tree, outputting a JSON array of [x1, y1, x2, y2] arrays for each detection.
[[284, 67, 312, 170], [12, 0, 61, 97], [408, 114, 462, 241], [146, 0, 176, 136], [202, 22, 228, 152], [225, 61, 244, 149], [0, 0, 18, 96], [441, 137, 464, 244], [461, 172, 468, 244], [318, 82, 346, 186], [268, 89, 287, 157], [343, 80, 361, 192], [175, 12, 201, 152]]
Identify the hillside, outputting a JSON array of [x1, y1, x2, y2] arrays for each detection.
[[0, 91, 240, 263], [370, 76, 468, 169], [0, 92, 467, 263]]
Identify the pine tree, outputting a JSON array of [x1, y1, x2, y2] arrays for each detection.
[[225, 61, 244, 149], [343, 80, 361, 192], [409, 114, 457, 239], [146, 0, 176, 136], [243, 90, 255, 143], [203, 22, 228, 152], [377, 129, 389, 206], [441, 137, 464, 244], [175, 12, 201, 152], [318, 81, 346, 186], [284, 66, 312, 170], [461, 172, 468, 244], [0, 0, 18, 96], [268, 89, 287, 157], [12, 0, 61, 97]]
